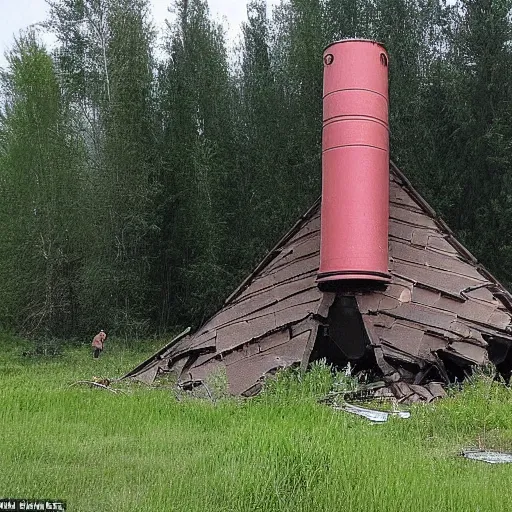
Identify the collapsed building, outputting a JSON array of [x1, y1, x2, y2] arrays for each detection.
[[124, 40, 512, 402]]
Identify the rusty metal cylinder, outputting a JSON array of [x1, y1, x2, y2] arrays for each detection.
[[317, 39, 391, 285]]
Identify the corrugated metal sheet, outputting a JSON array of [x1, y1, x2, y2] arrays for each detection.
[[124, 163, 512, 401]]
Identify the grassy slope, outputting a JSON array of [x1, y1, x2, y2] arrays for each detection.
[[1, 335, 512, 511]]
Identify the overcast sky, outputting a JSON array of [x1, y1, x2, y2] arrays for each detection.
[[0, 0, 279, 68]]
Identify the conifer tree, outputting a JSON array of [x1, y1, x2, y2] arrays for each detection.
[[0, 34, 85, 335], [156, 0, 235, 326]]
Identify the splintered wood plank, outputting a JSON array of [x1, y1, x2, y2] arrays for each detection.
[[194, 274, 320, 336], [386, 288, 414, 307], [433, 295, 498, 325], [412, 286, 442, 307], [176, 331, 216, 356], [216, 315, 278, 353], [363, 302, 482, 341], [188, 351, 217, 369], [380, 302, 458, 331], [357, 293, 402, 314], [410, 284, 504, 327], [373, 322, 425, 357], [368, 302, 495, 350], [488, 309, 512, 330], [390, 381, 416, 400], [170, 356, 190, 379], [425, 382, 447, 399], [418, 334, 448, 360], [301, 322, 320, 370], [409, 384, 435, 402], [227, 354, 297, 394], [225, 331, 311, 395], [316, 292, 336, 318], [187, 359, 225, 383], [465, 285, 506, 303], [218, 344, 256, 368], [380, 344, 421, 365], [391, 260, 487, 297], [390, 203, 438, 229], [215, 296, 319, 353], [243, 255, 320, 297], [389, 240, 484, 279], [442, 342, 488, 365], [234, 291, 321, 327], [291, 318, 315, 338], [368, 314, 396, 329], [237, 267, 318, 302], [223, 329, 291, 367]]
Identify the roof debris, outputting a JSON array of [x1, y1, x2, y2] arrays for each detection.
[[462, 450, 512, 464], [340, 404, 411, 423], [124, 163, 512, 402]]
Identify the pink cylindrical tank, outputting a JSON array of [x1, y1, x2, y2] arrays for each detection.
[[317, 39, 391, 285]]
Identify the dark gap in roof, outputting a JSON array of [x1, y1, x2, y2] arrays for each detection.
[[309, 295, 376, 374], [309, 324, 348, 370], [485, 334, 512, 384], [434, 350, 472, 383]]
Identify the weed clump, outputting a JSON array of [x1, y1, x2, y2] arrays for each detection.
[[260, 359, 359, 402], [21, 337, 63, 358]]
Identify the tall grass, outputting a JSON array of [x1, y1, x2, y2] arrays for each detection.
[[1, 334, 511, 511]]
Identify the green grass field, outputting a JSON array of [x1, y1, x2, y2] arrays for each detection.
[[1, 333, 512, 511]]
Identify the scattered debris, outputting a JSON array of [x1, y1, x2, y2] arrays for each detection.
[[320, 378, 411, 423], [70, 378, 126, 395], [320, 381, 387, 405], [92, 376, 111, 387], [124, 164, 512, 402], [462, 450, 512, 464], [336, 403, 410, 423]]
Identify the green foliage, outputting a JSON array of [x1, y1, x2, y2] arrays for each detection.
[[2, 339, 512, 511], [85, 0, 159, 333], [154, 0, 236, 326], [260, 359, 359, 402], [0, 33, 85, 336], [2, 0, 512, 338]]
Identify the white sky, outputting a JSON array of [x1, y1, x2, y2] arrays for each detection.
[[0, 0, 279, 68]]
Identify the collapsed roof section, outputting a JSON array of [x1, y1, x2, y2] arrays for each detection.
[[125, 196, 329, 395], [124, 163, 512, 402]]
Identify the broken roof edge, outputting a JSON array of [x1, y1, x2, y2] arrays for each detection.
[[223, 197, 322, 306], [390, 160, 512, 316], [124, 160, 512, 390], [226, 161, 512, 316], [121, 327, 191, 380]]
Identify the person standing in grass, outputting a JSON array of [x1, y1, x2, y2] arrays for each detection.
[[92, 330, 107, 359]]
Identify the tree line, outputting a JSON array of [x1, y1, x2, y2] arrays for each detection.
[[0, 0, 511, 338]]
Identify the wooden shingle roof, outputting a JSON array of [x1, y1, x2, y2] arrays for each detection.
[[125, 163, 512, 401]]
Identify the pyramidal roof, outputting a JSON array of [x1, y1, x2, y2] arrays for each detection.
[[125, 163, 512, 402]]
